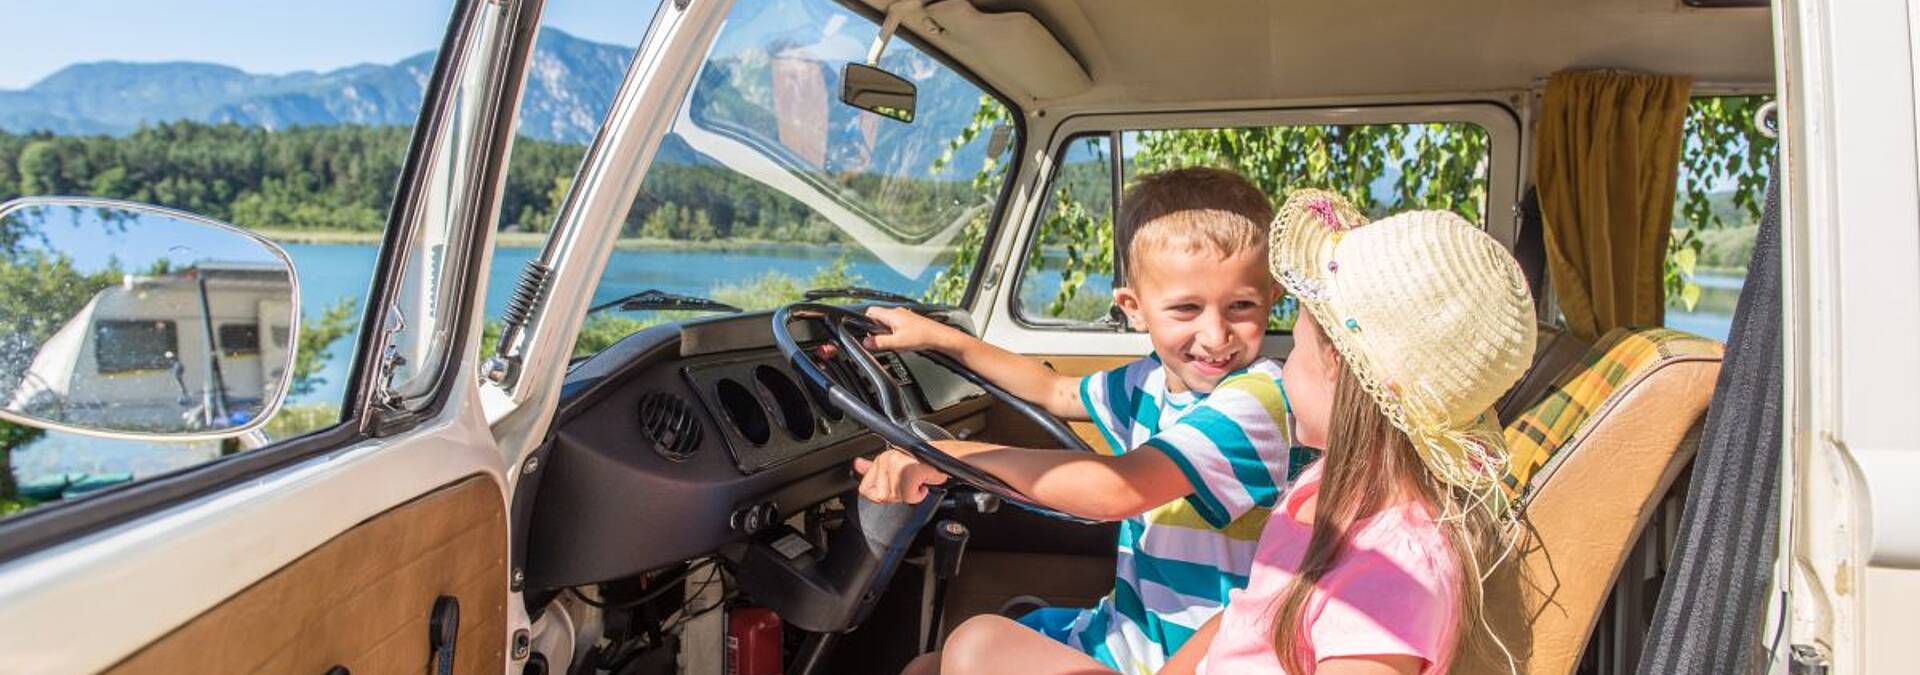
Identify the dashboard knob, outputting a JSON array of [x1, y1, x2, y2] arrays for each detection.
[[733, 501, 780, 534]]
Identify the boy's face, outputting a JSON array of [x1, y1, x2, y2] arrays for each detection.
[[1114, 242, 1278, 394]]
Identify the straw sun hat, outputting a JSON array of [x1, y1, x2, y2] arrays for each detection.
[[1270, 189, 1536, 494]]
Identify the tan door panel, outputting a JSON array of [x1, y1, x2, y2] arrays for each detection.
[[108, 475, 507, 675]]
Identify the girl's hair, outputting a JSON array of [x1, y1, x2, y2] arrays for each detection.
[[1270, 324, 1507, 673]]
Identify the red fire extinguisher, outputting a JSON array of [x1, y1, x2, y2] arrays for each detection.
[[727, 606, 783, 675]]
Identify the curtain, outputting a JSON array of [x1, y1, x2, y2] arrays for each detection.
[[1535, 70, 1693, 342]]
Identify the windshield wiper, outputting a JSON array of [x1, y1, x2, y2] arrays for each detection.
[[587, 289, 742, 316], [802, 286, 917, 304]]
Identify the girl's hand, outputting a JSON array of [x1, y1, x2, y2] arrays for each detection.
[[863, 306, 963, 353]]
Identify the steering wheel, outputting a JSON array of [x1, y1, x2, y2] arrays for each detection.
[[772, 302, 1098, 524]]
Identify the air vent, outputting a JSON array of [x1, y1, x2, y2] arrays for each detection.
[[637, 391, 703, 462]]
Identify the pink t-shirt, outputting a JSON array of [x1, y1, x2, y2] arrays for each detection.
[[1198, 462, 1461, 675]]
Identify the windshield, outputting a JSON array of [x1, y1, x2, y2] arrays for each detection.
[[573, 0, 1018, 356]]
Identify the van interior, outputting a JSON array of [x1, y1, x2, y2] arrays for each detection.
[[503, 1, 1778, 674]]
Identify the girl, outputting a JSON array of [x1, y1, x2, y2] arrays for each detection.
[[931, 190, 1534, 675]]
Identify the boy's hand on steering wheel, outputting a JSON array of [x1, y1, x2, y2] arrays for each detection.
[[862, 306, 962, 353], [853, 447, 951, 504]]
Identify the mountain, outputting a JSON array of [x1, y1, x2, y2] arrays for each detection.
[[0, 25, 1006, 182], [0, 28, 632, 144]]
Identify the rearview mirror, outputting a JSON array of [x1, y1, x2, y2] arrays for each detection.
[[840, 63, 916, 123], [0, 198, 300, 440]]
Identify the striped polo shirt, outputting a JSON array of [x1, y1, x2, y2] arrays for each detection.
[[1065, 355, 1296, 674]]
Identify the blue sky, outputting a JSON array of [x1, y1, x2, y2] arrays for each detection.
[[0, 0, 662, 89], [18, 205, 285, 272]]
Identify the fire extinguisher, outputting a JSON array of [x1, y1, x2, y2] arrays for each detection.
[[727, 606, 783, 675]]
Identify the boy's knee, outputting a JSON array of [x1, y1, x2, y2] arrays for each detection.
[[941, 615, 1025, 673], [902, 650, 942, 675]]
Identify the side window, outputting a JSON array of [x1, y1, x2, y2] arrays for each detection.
[[1016, 135, 1115, 325], [1664, 95, 1774, 341], [0, 2, 454, 518], [481, 3, 645, 362], [1015, 121, 1491, 332]]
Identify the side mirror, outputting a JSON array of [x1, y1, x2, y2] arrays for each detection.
[[0, 197, 300, 440], [840, 63, 917, 123]]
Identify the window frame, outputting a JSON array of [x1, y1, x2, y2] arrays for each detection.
[[987, 101, 1523, 356], [1009, 130, 1121, 329], [0, 0, 531, 564]]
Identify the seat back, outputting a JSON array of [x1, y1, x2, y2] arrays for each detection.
[[1495, 323, 1594, 426], [1464, 328, 1724, 674]]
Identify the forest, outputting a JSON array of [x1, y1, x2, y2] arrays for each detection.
[[0, 122, 993, 247]]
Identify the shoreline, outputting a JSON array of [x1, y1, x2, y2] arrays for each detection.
[[251, 228, 844, 253]]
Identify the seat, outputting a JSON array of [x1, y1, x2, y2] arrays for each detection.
[[1464, 327, 1725, 674], [1495, 323, 1594, 426]]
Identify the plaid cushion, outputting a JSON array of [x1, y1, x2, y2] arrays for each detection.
[[1500, 327, 1724, 499]]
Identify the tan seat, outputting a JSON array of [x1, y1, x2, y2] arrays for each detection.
[[1495, 324, 1594, 426], [1464, 328, 1725, 674]]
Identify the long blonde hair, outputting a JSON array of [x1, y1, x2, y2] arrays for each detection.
[[1270, 327, 1506, 673]]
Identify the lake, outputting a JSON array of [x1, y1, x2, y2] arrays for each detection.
[[285, 242, 977, 406], [10, 241, 1741, 488], [188, 243, 1757, 406]]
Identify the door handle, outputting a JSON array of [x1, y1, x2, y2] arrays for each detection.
[[429, 595, 460, 675]]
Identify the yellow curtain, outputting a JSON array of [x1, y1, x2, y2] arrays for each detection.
[[1535, 70, 1693, 342]]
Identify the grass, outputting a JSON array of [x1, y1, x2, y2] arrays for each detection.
[[263, 403, 345, 441]]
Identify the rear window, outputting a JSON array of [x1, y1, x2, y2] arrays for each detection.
[[93, 320, 178, 373], [219, 324, 260, 357]]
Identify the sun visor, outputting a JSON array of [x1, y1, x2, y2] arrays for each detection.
[[910, 0, 1092, 102]]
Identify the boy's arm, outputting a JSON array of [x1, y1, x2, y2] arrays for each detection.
[[865, 306, 1087, 421], [855, 440, 1190, 521], [859, 372, 1293, 523]]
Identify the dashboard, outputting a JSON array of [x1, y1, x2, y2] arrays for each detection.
[[517, 307, 989, 589]]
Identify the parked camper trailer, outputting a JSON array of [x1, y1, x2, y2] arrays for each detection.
[[8, 263, 292, 434]]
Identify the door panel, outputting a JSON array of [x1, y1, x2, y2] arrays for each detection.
[[106, 475, 506, 674], [0, 385, 511, 673]]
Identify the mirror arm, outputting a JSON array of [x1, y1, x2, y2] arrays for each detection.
[[236, 428, 270, 451], [865, 1, 912, 65]]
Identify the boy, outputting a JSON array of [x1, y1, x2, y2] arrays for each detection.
[[860, 167, 1297, 673]]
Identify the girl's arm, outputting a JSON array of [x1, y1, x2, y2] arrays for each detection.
[[1156, 614, 1220, 675]]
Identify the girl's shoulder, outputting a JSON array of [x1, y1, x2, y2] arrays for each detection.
[[1333, 503, 1462, 597]]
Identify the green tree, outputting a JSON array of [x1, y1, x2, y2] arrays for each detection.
[[931, 95, 1773, 320], [924, 96, 1015, 305], [0, 252, 124, 510], [1667, 95, 1776, 309], [290, 297, 360, 397]]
